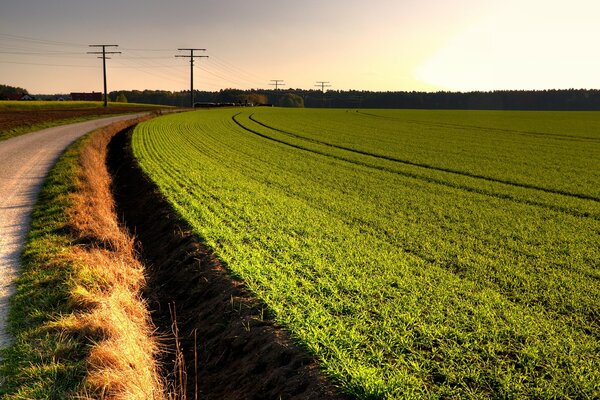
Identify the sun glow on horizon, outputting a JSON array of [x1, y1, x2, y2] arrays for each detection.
[[416, 0, 600, 91], [1, 0, 599, 93]]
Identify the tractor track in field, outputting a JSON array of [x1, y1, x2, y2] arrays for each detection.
[[231, 114, 597, 220], [107, 129, 346, 400], [246, 114, 599, 202], [355, 110, 600, 143]]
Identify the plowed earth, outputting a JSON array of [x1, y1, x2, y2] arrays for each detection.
[[0, 107, 158, 135]]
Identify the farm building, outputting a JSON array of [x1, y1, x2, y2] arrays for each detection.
[[0, 93, 35, 101], [71, 92, 102, 101]]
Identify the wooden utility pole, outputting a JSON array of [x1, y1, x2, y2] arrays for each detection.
[[176, 48, 208, 108], [315, 81, 332, 107], [269, 80, 285, 90], [88, 45, 121, 107]]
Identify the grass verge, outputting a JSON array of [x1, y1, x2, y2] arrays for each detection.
[[0, 118, 163, 399]]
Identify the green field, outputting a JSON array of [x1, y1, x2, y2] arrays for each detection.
[[132, 108, 600, 398]]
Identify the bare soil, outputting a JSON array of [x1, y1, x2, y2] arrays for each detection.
[[0, 107, 160, 134], [107, 129, 347, 400]]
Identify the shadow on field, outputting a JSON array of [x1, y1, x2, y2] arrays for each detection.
[[107, 129, 345, 400]]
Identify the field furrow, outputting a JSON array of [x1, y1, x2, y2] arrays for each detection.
[[235, 112, 598, 219], [248, 112, 599, 202]]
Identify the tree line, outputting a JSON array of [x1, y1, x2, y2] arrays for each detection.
[[3, 83, 600, 110], [0, 84, 29, 95], [107, 88, 600, 110]]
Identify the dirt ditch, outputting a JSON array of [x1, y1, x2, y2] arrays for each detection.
[[107, 128, 346, 399]]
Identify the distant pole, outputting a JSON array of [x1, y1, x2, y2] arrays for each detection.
[[315, 81, 332, 107], [269, 80, 285, 90], [88, 45, 121, 107], [176, 48, 208, 108]]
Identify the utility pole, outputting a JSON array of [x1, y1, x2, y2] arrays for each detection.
[[176, 48, 208, 108], [269, 80, 285, 90], [88, 45, 121, 107], [315, 81, 331, 107], [315, 81, 331, 93]]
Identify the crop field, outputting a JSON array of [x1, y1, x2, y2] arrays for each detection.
[[132, 108, 599, 398], [0, 100, 166, 110], [0, 100, 169, 140]]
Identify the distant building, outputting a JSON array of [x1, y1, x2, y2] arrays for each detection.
[[0, 93, 35, 101], [71, 92, 102, 101], [1, 94, 22, 100], [194, 102, 217, 108]]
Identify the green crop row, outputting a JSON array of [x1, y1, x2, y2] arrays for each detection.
[[250, 108, 600, 200], [132, 108, 599, 399]]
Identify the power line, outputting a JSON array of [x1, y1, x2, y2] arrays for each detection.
[[270, 79, 285, 90], [120, 47, 173, 52], [0, 32, 273, 92], [205, 58, 265, 87], [112, 59, 187, 85], [0, 32, 86, 48], [0, 60, 97, 68], [195, 60, 264, 88], [210, 54, 266, 83], [0, 50, 84, 56], [176, 48, 208, 108], [196, 65, 254, 88], [88, 44, 121, 107], [119, 56, 173, 60]]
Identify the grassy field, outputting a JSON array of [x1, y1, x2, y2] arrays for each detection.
[[132, 108, 600, 398]]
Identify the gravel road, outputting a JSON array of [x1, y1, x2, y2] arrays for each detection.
[[0, 115, 144, 357]]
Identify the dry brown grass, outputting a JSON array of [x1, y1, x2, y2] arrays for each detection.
[[54, 117, 165, 399]]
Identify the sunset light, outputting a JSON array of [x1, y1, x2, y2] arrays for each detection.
[[1, 0, 598, 93]]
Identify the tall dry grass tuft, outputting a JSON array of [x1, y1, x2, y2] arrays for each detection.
[[165, 304, 190, 400], [54, 117, 165, 399]]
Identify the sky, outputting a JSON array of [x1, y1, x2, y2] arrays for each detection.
[[1, 0, 599, 94]]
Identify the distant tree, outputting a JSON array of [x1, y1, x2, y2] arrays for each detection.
[[115, 93, 128, 103], [218, 88, 244, 103], [239, 92, 268, 106], [0, 84, 28, 96], [278, 93, 304, 108]]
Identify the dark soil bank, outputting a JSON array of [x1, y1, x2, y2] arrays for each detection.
[[107, 129, 346, 400]]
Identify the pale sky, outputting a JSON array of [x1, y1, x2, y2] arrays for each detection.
[[1, 0, 599, 94]]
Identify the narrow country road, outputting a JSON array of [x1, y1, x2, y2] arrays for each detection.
[[0, 114, 144, 356]]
